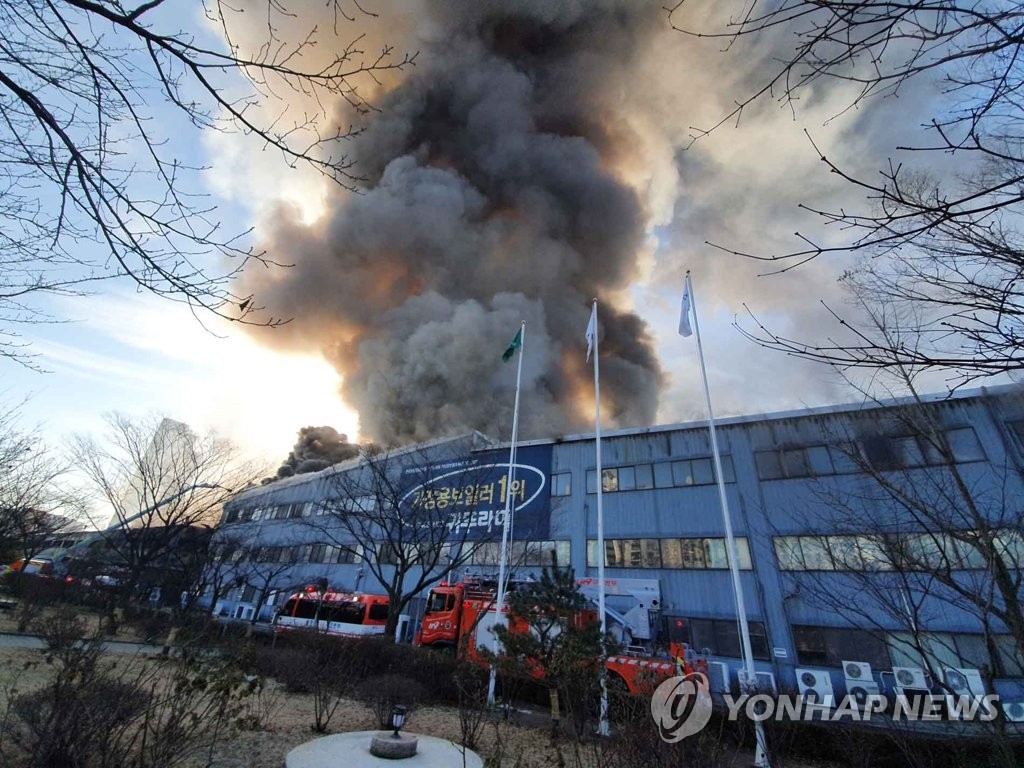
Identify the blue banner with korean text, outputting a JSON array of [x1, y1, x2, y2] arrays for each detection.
[[398, 445, 553, 541]]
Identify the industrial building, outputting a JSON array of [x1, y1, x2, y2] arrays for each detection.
[[214, 384, 1024, 702]]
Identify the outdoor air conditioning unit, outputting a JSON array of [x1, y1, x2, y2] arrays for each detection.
[[795, 668, 834, 706], [755, 671, 778, 694], [943, 668, 985, 697], [846, 679, 882, 705], [707, 661, 731, 693], [892, 667, 928, 692], [738, 669, 778, 694], [842, 661, 873, 682], [943, 668, 989, 719], [1002, 701, 1024, 722]]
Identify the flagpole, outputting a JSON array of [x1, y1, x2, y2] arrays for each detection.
[[488, 321, 526, 706], [686, 272, 770, 767], [590, 299, 610, 737]]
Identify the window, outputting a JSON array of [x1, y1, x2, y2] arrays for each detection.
[[589, 537, 752, 570], [551, 473, 572, 497], [793, 625, 889, 669], [888, 631, 1012, 676], [368, 603, 390, 622], [861, 427, 986, 470], [605, 539, 661, 568], [587, 457, 734, 493], [666, 616, 770, 660], [755, 447, 830, 480], [309, 544, 327, 563], [947, 427, 985, 462], [634, 464, 654, 489], [780, 449, 811, 477], [471, 540, 570, 567], [1009, 420, 1024, 452], [774, 533, 997, 572]]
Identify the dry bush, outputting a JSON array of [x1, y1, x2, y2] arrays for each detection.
[[355, 673, 427, 729], [454, 662, 489, 749], [0, 611, 258, 768]]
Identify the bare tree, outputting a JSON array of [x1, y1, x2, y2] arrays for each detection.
[[669, 1, 1024, 386], [769, 380, 1023, 741], [0, 1, 414, 365], [68, 413, 264, 601], [232, 543, 302, 625], [307, 444, 497, 636], [0, 400, 81, 565]]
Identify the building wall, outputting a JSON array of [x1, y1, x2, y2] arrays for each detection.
[[215, 385, 1024, 694]]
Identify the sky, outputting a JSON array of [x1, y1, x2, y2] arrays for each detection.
[[1, 1, 992, 468]]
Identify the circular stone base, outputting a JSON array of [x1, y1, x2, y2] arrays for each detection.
[[370, 732, 417, 758], [286, 731, 483, 768]]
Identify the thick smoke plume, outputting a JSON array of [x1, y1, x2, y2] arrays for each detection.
[[245, 2, 667, 444], [274, 426, 361, 479]]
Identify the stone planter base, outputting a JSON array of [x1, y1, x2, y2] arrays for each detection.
[[370, 732, 418, 759], [286, 731, 483, 767]]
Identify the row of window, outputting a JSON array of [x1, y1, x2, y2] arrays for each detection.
[[224, 425, 994, 522], [754, 427, 985, 481], [793, 625, 1023, 678], [586, 537, 752, 570], [666, 615, 771, 660], [469, 540, 571, 567], [584, 456, 736, 495], [233, 543, 364, 565], [774, 531, 1024, 571], [232, 539, 568, 569], [225, 502, 310, 524], [225, 495, 383, 524]]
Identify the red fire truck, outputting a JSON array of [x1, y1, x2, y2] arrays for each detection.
[[415, 577, 706, 694], [275, 586, 390, 637]]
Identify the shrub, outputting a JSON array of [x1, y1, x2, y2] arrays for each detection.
[[11, 678, 150, 768], [355, 673, 427, 729], [1, 615, 257, 768]]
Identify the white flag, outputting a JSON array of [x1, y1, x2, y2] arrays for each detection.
[[586, 303, 597, 362], [678, 280, 693, 337]]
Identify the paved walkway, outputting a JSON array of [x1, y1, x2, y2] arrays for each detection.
[[0, 631, 169, 655]]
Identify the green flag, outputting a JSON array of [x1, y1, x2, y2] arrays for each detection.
[[502, 328, 522, 362]]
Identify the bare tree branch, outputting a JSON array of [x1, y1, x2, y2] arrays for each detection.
[[0, 1, 415, 364]]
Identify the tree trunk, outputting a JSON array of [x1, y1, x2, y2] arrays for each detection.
[[548, 687, 560, 742]]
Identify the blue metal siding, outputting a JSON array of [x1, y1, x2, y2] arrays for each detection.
[[213, 386, 1024, 689]]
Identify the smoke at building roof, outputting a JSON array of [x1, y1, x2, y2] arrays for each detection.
[[275, 426, 361, 479]]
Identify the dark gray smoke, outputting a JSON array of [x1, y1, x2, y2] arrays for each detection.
[[275, 426, 361, 479], [245, 2, 666, 443]]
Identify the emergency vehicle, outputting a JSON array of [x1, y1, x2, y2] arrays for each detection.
[[415, 576, 707, 694], [274, 585, 390, 637]]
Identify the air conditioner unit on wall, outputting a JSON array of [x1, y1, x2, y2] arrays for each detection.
[[943, 668, 985, 697], [892, 667, 928, 692], [795, 668, 834, 706], [846, 680, 882, 706], [943, 668, 990, 720], [738, 669, 778, 694], [756, 671, 778, 694], [707, 661, 731, 693], [1002, 701, 1024, 723], [842, 660, 873, 682]]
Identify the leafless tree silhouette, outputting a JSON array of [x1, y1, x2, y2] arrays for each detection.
[[0, 1, 413, 364], [669, 1, 1024, 386]]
